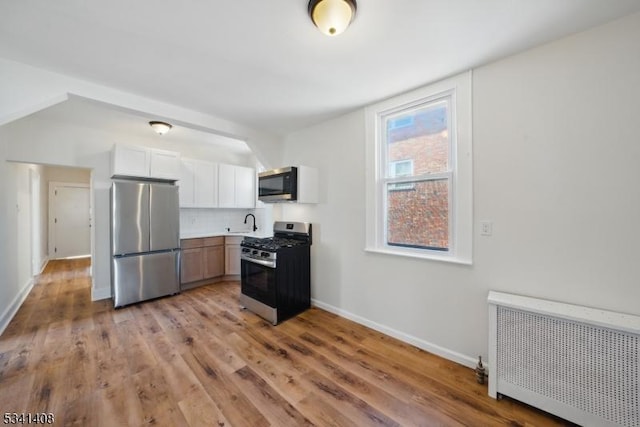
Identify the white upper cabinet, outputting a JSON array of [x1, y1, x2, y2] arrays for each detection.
[[296, 165, 319, 204], [150, 149, 181, 180], [111, 144, 150, 178], [235, 166, 255, 208], [179, 159, 196, 207], [218, 163, 236, 208], [218, 164, 255, 208], [179, 158, 218, 208], [195, 161, 218, 208], [111, 144, 180, 180]]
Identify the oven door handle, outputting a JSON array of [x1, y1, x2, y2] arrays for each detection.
[[241, 255, 276, 268]]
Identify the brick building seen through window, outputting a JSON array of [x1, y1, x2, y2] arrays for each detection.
[[386, 103, 450, 250]]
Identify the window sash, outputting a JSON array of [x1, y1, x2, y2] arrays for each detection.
[[381, 93, 453, 180], [364, 70, 472, 265], [378, 93, 455, 254], [380, 172, 453, 252], [389, 159, 413, 178]]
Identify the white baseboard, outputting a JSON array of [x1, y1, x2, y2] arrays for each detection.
[[0, 280, 34, 336], [91, 286, 111, 302], [311, 298, 477, 370], [38, 257, 49, 275]]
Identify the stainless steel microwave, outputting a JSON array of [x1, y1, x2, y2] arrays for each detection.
[[258, 167, 297, 202]]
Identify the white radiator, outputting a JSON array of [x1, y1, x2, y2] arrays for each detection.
[[488, 291, 640, 427]]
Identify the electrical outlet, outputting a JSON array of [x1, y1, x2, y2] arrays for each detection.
[[480, 221, 493, 236]]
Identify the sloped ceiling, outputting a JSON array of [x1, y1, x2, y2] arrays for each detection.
[[1, 1, 639, 136]]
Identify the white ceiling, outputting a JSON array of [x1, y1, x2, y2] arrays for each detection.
[[1, 1, 640, 136]]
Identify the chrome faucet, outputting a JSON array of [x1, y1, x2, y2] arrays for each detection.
[[244, 213, 257, 232]]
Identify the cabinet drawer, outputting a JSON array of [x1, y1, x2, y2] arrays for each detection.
[[203, 236, 224, 247], [181, 238, 205, 249], [225, 236, 243, 245]]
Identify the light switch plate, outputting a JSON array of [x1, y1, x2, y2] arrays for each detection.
[[480, 221, 493, 236]]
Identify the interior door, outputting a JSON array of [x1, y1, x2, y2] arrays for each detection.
[[51, 185, 90, 259]]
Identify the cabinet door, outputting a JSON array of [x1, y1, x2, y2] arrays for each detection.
[[225, 245, 241, 275], [150, 149, 180, 180], [112, 144, 150, 178], [218, 163, 236, 208], [195, 161, 218, 208], [181, 247, 204, 283], [203, 245, 224, 279], [235, 166, 255, 208], [179, 159, 196, 207]]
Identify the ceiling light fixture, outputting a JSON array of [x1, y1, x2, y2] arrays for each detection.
[[308, 0, 357, 36], [149, 121, 172, 135]]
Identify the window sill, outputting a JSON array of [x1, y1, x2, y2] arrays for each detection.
[[364, 246, 472, 265]]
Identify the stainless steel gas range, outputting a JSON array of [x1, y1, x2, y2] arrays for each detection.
[[239, 221, 311, 325]]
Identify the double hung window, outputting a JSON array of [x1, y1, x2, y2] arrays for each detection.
[[365, 72, 472, 263]]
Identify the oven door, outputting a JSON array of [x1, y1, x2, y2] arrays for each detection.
[[241, 258, 277, 308]]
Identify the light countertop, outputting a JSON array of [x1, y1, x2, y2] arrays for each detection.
[[180, 230, 273, 240]]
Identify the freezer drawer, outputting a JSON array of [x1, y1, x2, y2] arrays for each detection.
[[112, 250, 180, 307]]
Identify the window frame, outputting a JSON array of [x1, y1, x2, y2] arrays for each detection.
[[388, 159, 415, 191], [365, 71, 473, 264]]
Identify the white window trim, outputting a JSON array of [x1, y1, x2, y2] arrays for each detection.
[[364, 71, 473, 265]]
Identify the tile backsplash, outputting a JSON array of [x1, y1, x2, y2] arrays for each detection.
[[180, 207, 272, 235]]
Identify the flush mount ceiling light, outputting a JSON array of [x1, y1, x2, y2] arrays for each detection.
[[308, 0, 357, 36], [149, 121, 172, 135]]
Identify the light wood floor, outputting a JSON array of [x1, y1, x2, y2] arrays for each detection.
[[0, 259, 571, 426]]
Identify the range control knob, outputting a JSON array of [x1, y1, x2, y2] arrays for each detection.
[[252, 250, 259, 255], [241, 248, 250, 253], [261, 252, 270, 258]]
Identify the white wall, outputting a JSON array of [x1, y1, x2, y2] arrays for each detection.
[[30, 165, 46, 275], [44, 165, 91, 184], [14, 164, 33, 294], [0, 158, 41, 334], [279, 12, 640, 367]]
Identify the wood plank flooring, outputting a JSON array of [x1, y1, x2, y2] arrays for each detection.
[[0, 259, 572, 426]]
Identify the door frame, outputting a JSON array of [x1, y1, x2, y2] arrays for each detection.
[[48, 181, 91, 259], [30, 168, 44, 275]]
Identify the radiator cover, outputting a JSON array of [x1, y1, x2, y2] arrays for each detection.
[[488, 291, 640, 427]]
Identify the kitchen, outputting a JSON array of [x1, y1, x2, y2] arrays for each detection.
[[2, 1, 640, 426]]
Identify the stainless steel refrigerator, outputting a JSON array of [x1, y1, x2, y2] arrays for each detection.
[[110, 180, 180, 307]]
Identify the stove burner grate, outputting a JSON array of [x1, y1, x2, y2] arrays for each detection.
[[242, 236, 310, 252]]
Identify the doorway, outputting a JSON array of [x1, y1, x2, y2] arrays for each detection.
[[49, 182, 91, 259]]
